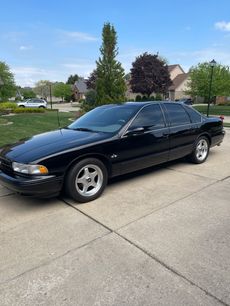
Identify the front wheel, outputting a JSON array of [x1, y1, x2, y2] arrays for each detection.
[[189, 136, 210, 164], [65, 158, 108, 203]]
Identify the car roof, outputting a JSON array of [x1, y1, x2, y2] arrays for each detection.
[[98, 101, 175, 109]]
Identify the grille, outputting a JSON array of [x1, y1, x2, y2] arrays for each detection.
[[0, 157, 14, 176]]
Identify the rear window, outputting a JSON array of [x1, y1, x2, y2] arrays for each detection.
[[164, 104, 190, 126], [184, 107, 202, 123]]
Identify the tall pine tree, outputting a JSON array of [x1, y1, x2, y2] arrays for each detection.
[[96, 23, 126, 104]]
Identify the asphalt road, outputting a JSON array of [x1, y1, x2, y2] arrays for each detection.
[[0, 130, 230, 305]]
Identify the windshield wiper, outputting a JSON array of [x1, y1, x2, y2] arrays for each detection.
[[72, 127, 98, 133]]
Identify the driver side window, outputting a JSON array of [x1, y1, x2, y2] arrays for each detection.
[[130, 104, 165, 130]]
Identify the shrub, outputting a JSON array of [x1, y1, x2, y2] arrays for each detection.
[[155, 93, 162, 101], [0, 102, 18, 109], [135, 95, 142, 101], [142, 96, 148, 101], [13, 108, 45, 113], [150, 95, 155, 101], [0, 102, 18, 114]]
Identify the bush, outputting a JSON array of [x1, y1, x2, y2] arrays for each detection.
[[0, 102, 18, 114], [81, 90, 97, 112], [150, 95, 155, 101], [216, 103, 230, 106], [13, 108, 45, 113], [155, 93, 162, 101], [0, 102, 18, 109], [135, 95, 142, 102]]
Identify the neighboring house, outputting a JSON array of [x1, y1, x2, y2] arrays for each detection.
[[168, 64, 190, 100], [125, 64, 190, 101], [73, 79, 88, 101], [216, 96, 230, 105]]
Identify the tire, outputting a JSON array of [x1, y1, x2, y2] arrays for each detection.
[[65, 158, 108, 203], [19, 105, 25, 108], [39, 106, 45, 108], [189, 136, 210, 164]]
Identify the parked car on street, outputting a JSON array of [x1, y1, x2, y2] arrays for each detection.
[[176, 98, 193, 106], [17, 98, 47, 108], [0, 102, 225, 203]]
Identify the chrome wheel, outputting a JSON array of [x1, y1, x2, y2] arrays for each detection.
[[75, 164, 103, 197], [195, 139, 208, 161]]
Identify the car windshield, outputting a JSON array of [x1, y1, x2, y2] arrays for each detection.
[[68, 104, 139, 133]]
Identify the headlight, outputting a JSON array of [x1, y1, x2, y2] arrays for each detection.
[[12, 162, 48, 175]]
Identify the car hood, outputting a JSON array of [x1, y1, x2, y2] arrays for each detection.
[[1, 128, 112, 163]]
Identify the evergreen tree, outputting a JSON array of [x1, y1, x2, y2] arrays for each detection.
[[95, 23, 126, 104], [66, 74, 79, 85]]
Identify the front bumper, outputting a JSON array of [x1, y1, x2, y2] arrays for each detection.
[[0, 171, 63, 198]]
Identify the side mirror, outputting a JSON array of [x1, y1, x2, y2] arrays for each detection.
[[123, 127, 145, 137]]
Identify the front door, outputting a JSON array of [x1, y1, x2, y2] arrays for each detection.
[[114, 104, 170, 175]]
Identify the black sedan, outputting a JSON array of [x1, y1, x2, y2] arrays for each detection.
[[0, 102, 225, 203]]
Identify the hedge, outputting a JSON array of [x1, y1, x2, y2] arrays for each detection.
[[13, 108, 45, 113]]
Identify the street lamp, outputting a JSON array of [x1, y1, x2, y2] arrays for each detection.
[[207, 59, 216, 117]]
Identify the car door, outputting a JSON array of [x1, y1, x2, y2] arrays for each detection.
[[115, 104, 170, 175], [163, 103, 194, 160]]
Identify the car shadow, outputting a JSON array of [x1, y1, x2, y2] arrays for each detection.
[[108, 157, 187, 186]]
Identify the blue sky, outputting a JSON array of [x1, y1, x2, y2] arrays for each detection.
[[1, 0, 230, 86]]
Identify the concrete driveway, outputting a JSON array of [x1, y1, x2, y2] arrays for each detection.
[[0, 131, 230, 305]]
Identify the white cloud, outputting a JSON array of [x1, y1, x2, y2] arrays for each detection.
[[19, 45, 32, 51], [215, 21, 230, 32], [62, 62, 95, 77], [11, 61, 96, 87], [11, 67, 60, 87], [60, 30, 98, 42], [2, 31, 26, 42], [168, 47, 230, 71]]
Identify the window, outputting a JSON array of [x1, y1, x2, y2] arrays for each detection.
[[184, 107, 202, 123], [130, 104, 165, 130], [68, 105, 139, 133], [164, 104, 190, 126]]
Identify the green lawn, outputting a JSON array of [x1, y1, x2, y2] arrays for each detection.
[[0, 111, 77, 147], [194, 105, 230, 116]]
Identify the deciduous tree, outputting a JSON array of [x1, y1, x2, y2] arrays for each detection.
[[186, 62, 230, 101], [86, 69, 97, 90], [53, 82, 72, 102], [34, 80, 52, 100], [130, 53, 172, 97], [0, 61, 16, 101]]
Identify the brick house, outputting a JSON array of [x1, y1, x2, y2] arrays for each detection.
[[72, 79, 88, 101], [168, 64, 190, 100]]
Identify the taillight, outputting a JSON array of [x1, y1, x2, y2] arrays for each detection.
[[219, 115, 224, 121]]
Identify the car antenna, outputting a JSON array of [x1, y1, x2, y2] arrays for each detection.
[[56, 109, 61, 129]]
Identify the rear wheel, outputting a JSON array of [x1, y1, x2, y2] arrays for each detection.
[[189, 136, 210, 164], [65, 158, 108, 203]]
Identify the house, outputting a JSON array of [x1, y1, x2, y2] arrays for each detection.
[[168, 64, 190, 100], [73, 79, 88, 101], [125, 64, 190, 101]]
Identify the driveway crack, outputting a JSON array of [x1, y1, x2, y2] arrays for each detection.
[[116, 232, 229, 306]]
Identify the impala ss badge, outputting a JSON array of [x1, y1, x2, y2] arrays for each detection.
[[110, 154, 118, 159]]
